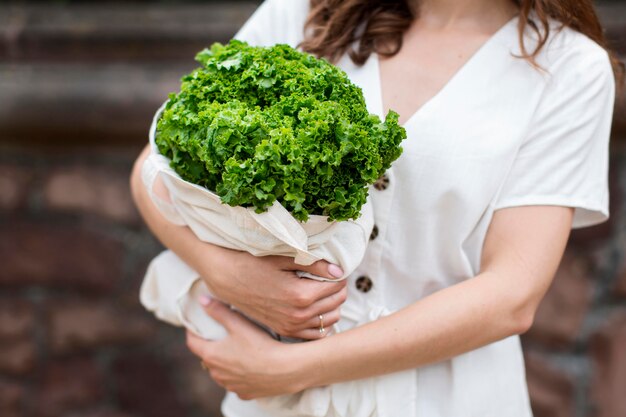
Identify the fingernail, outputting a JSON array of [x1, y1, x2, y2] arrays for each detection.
[[328, 264, 344, 278], [199, 295, 212, 307]]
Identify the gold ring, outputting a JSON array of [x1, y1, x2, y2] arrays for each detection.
[[318, 314, 325, 334], [200, 361, 208, 371]]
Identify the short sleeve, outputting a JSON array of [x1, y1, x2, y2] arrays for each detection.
[[233, 0, 309, 48], [492, 42, 615, 229]]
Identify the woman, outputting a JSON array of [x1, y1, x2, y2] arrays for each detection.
[[130, 0, 622, 415]]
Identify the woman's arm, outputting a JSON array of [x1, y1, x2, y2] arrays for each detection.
[[130, 145, 348, 339], [187, 204, 573, 398]]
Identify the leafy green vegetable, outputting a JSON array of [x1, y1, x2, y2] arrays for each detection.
[[156, 40, 406, 222]]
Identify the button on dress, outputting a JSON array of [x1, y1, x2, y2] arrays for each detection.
[[221, 1, 615, 416], [355, 276, 374, 293]]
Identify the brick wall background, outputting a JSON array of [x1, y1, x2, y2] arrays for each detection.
[[0, 1, 625, 417]]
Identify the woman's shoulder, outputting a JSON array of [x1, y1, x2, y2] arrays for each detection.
[[234, 0, 310, 48], [533, 18, 614, 83], [515, 17, 616, 148]]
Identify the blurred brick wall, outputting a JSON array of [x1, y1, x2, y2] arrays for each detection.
[[0, 2, 625, 417], [0, 145, 229, 417]]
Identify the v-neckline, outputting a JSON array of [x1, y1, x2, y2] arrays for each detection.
[[372, 14, 518, 128]]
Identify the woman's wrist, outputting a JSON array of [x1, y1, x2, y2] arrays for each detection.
[[194, 244, 238, 297], [282, 336, 335, 392], [279, 341, 324, 393]]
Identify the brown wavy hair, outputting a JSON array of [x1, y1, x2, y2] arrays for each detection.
[[300, 0, 624, 86]]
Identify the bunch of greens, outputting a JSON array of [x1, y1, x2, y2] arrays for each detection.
[[156, 40, 406, 222]]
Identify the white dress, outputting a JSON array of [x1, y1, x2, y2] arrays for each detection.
[[220, 0, 616, 416]]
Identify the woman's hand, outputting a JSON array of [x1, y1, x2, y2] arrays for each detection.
[[205, 250, 347, 340], [187, 297, 309, 400], [130, 144, 348, 340]]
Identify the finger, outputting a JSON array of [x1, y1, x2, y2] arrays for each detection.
[[301, 308, 341, 329], [284, 286, 346, 330], [280, 257, 345, 280], [200, 296, 277, 340], [290, 326, 331, 340], [209, 369, 227, 387], [295, 278, 347, 305], [236, 391, 255, 401], [199, 296, 246, 333], [283, 308, 341, 339], [186, 331, 217, 362], [305, 285, 347, 317]]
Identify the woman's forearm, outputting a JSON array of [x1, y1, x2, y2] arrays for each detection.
[[292, 205, 572, 389], [296, 270, 529, 388], [130, 145, 228, 286]]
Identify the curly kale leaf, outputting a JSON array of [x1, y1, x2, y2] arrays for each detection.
[[156, 40, 407, 222]]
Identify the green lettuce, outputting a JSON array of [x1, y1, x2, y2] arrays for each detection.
[[156, 40, 406, 222]]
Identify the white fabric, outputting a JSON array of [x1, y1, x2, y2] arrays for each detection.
[[140, 250, 229, 340], [218, 1, 615, 417]]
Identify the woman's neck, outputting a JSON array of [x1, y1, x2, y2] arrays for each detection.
[[413, 0, 519, 32]]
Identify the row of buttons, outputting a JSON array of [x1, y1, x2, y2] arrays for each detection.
[[356, 173, 389, 293]]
